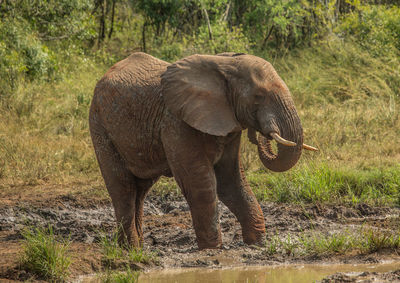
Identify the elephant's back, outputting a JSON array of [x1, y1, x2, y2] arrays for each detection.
[[90, 52, 171, 179], [91, 52, 169, 125], [102, 52, 169, 87]]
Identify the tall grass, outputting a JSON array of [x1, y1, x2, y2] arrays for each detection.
[[248, 164, 400, 204], [0, 59, 104, 186], [20, 226, 71, 281]]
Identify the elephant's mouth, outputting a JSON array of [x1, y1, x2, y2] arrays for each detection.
[[248, 128, 317, 152], [248, 128, 318, 172]]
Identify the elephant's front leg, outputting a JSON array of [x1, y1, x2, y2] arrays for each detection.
[[177, 165, 221, 249], [162, 124, 222, 249], [214, 134, 266, 245]]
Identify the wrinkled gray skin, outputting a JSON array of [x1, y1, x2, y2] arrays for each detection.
[[89, 52, 303, 249]]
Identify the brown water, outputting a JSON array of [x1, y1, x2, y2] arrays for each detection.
[[137, 262, 400, 283]]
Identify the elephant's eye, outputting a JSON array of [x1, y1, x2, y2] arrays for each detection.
[[254, 94, 265, 104]]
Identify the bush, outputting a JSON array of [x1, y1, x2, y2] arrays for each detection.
[[139, 21, 250, 62], [0, 18, 56, 97], [338, 5, 400, 56]]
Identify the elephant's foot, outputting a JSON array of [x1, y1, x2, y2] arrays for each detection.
[[197, 231, 222, 250], [191, 204, 223, 250], [117, 222, 141, 248], [242, 230, 266, 246], [198, 243, 222, 250], [241, 218, 266, 246], [187, 189, 222, 250]]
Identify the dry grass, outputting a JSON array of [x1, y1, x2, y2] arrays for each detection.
[[0, 40, 399, 205], [0, 60, 105, 186]]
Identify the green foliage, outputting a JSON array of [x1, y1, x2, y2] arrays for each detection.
[[194, 23, 250, 54], [0, 0, 96, 43], [0, 0, 96, 96], [244, 0, 310, 48], [134, 0, 185, 34], [249, 164, 400, 204], [20, 226, 71, 281], [338, 5, 400, 56], [100, 230, 124, 264], [265, 234, 280, 255], [0, 18, 55, 96]]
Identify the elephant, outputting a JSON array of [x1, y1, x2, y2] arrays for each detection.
[[89, 52, 317, 249]]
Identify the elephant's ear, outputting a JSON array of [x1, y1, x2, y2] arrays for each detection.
[[161, 55, 241, 136]]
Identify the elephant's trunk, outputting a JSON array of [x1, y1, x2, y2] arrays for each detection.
[[250, 111, 303, 172], [257, 134, 302, 172]]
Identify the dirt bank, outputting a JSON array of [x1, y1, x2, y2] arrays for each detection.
[[0, 186, 399, 281]]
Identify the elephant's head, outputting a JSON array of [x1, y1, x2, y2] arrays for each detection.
[[161, 53, 316, 172]]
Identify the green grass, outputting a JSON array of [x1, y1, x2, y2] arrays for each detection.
[[266, 228, 400, 257], [360, 228, 400, 253], [151, 177, 180, 198], [97, 228, 158, 282], [248, 164, 400, 205], [100, 229, 156, 269], [300, 232, 353, 256], [20, 226, 71, 281]]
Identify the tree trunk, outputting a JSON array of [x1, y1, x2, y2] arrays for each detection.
[[261, 26, 274, 50], [108, 0, 116, 39], [202, 8, 213, 41], [97, 0, 106, 47], [142, 21, 147, 52]]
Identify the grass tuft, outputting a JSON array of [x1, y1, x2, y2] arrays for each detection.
[[100, 228, 156, 269], [266, 229, 400, 257], [360, 228, 400, 253], [20, 226, 71, 281], [300, 232, 353, 256]]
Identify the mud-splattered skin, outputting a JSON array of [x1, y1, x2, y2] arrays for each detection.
[[91, 54, 170, 180], [89, 52, 303, 249]]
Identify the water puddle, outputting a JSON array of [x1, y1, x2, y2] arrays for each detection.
[[137, 262, 400, 283]]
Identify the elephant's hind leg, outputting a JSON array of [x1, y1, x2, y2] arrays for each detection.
[[90, 126, 153, 247], [134, 177, 157, 244]]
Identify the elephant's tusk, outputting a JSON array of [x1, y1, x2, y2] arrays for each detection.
[[270, 132, 318, 151], [303, 144, 318, 151], [270, 132, 296, 147]]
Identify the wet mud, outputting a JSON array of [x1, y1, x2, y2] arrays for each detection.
[[0, 192, 399, 281], [319, 268, 400, 283]]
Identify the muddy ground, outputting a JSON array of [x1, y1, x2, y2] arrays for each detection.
[[0, 185, 399, 282], [320, 269, 400, 283]]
